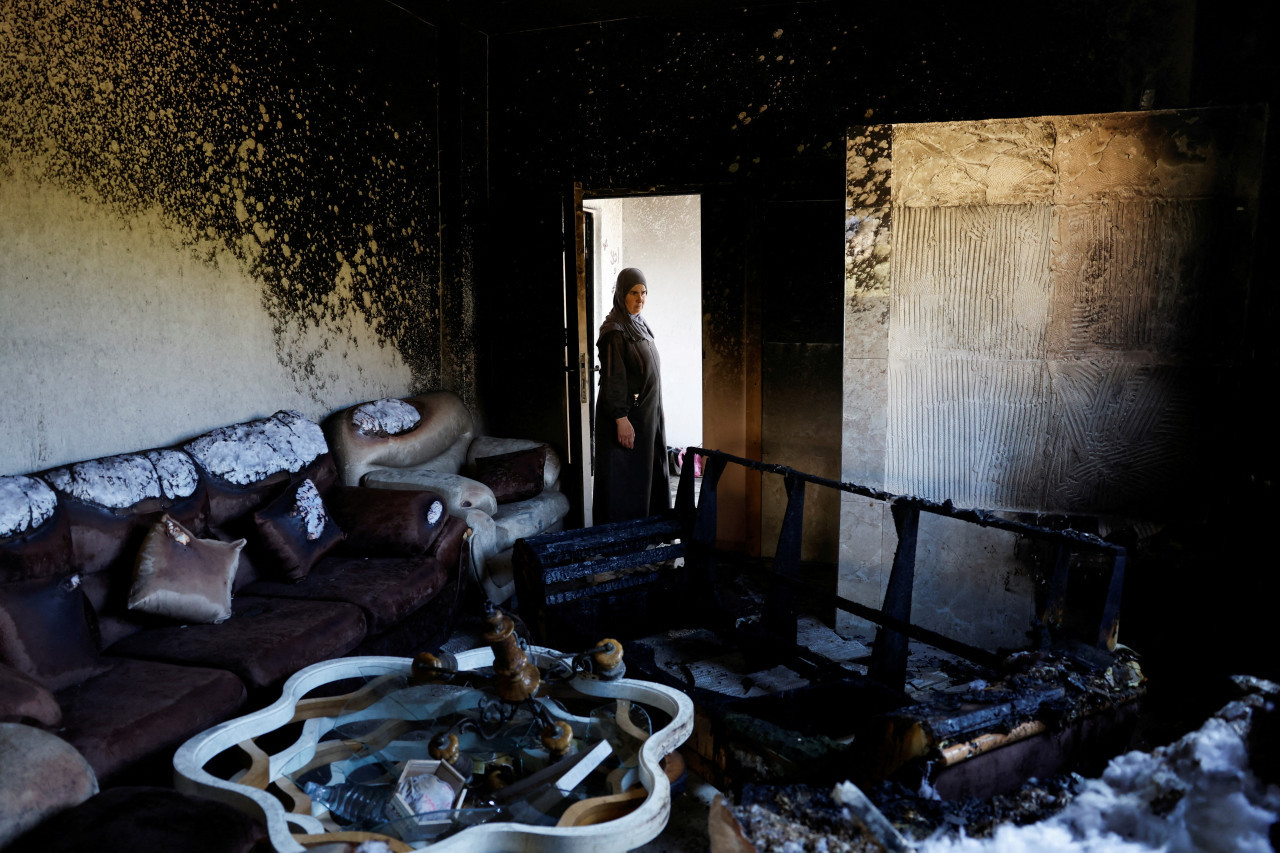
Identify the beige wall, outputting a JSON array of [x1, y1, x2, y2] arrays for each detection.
[[0, 0, 469, 476], [0, 170, 413, 474], [840, 108, 1264, 650]]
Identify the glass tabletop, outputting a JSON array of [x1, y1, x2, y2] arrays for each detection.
[[279, 658, 655, 844]]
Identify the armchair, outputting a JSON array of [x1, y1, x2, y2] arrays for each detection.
[[324, 392, 570, 605]]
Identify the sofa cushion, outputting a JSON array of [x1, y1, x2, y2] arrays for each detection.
[[244, 515, 466, 635], [253, 479, 344, 581], [42, 450, 202, 512], [105, 595, 367, 691], [468, 435, 563, 491], [362, 468, 499, 517], [54, 657, 246, 785], [0, 663, 62, 727], [0, 575, 110, 692], [0, 477, 70, 583], [0, 723, 98, 849], [3, 785, 265, 853], [475, 445, 547, 504], [244, 556, 445, 636], [128, 516, 244, 624], [329, 486, 448, 556], [185, 409, 328, 488]]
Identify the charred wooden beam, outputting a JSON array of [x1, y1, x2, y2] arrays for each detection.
[[765, 472, 806, 649], [869, 503, 921, 692]]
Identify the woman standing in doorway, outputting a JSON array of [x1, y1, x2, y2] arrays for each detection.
[[593, 268, 670, 525]]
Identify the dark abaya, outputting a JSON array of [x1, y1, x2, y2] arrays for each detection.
[[593, 269, 670, 525]]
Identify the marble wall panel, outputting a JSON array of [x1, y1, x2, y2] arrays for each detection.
[[836, 495, 890, 634]]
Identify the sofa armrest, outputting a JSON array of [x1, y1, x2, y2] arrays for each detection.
[[358, 469, 498, 517], [327, 487, 455, 557], [0, 661, 62, 728]]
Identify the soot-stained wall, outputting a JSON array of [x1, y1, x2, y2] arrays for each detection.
[[482, 0, 1251, 550], [840, 108, 1266, 651], [1, 0, 474, 475]]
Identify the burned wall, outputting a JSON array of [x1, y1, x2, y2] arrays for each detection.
[[839, 108, 1266, 650], [0, 0, 473, 474], [481, 0, 1217, 550]]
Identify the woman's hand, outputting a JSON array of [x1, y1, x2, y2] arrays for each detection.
[[615, 417, 635, 449]]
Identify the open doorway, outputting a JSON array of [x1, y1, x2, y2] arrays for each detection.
[[580, 193, 702, 522]]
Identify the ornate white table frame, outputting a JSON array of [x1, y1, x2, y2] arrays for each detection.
[[174, 647, 694, 852]]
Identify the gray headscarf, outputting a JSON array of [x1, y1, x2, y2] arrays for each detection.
[[598, 268, 654, 343]]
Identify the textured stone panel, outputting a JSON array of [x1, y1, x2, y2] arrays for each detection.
[[887, 357, 1050, 509], [845, 295, 891, 362], [1042, 359, 1194, 514], [841, 356, 888, 487], [893, 118, 1057, 208], [1047, 199, 1221, 359], [909, 513, 1039, 652], [835, 495, 889, 637], [891, 204, 1054, 361], [1052, 111, 1229, 203]]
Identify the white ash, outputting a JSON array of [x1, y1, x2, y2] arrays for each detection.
[[0, 475, 58, 538], [909, 690, 1280, 853], [292, 479, 327, 540], [185, 410, 327, 486], [427, 499, 444, 524], [351, 397, 421, 437], [146, 450, 199, 500], [42, 449, 200, 509]]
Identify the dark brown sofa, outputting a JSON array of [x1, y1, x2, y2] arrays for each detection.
[[1, 409, 466, 790]]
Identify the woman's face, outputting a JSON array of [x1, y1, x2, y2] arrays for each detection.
[[624, 283, 647, 315]]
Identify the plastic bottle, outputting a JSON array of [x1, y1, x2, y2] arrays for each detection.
[[303, 781, 392, 824]]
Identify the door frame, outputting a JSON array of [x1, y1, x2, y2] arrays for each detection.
[[561, 180, 708, 529]]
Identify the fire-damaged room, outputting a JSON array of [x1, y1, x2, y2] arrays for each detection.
[[1, 0, 1276, 851]]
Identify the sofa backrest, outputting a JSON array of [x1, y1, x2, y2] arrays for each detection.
[[324, 391, 476, 487], [184, 409, 332, 527], [1, 410, 335, 650], [1, 476, 69, 585]]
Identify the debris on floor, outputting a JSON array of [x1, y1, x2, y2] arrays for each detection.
[[712, 675, 1279, 853]]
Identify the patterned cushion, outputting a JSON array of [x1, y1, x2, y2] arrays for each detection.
[[253, 479, 344, 581]]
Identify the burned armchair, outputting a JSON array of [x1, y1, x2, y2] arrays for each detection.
[[324, 392, 570, 606]]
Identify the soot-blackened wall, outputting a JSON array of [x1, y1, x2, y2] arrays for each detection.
[[481, 0, 1269, 552], [1, 0, 476, 474]]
